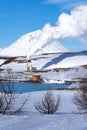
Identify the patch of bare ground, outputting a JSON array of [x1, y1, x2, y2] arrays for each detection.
[[0, 57, 27, 66], [53, 68, 71, 72], [0, 68, 4, 71], [32, 69, 52, 73], [13, 60, 27, 63], [1, 57, 17, 66], [55, 87, 80, 91], [33, 67, 79, 73], [55, 87, 87, 91], [76, 78, 87, 82], [65, 79, 87, 85], [82, 65, 87, 69]]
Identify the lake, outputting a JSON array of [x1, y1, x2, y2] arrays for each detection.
[[0, 81, 69, 93], [12, 82, 69, 93]]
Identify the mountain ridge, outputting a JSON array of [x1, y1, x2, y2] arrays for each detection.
[[0, 30, 69, 57]]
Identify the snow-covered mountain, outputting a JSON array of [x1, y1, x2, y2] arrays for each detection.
[[0, 30, 69, 57]]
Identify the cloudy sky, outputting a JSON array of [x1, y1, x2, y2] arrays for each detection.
[[0, 0, 87, 51]]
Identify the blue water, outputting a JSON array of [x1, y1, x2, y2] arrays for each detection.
[[0, 82, 69, 93], [13, 82, 68, 93]]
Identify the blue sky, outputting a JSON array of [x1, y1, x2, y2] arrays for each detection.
[[0, 0, 87, 51]]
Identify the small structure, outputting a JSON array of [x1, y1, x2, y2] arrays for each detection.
[[27, 66, 32, 72], [31, 75, 41, 82], [32, 66, 37, 71], [27, 60, 37, 72], [27, 66, 37, 72], [27, 60, 31, 71]]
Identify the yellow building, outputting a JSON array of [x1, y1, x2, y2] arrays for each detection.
[[27, 60, 37, 72], [32, 75, 40, 82]]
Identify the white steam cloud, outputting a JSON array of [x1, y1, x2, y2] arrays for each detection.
[[42, 5, 87, 40], [35, 4, 87, 51], [28, 5, 87, 58]]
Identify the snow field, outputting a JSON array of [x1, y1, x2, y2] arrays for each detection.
[[0, 90, 87, 130]]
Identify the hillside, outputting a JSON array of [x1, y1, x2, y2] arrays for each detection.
[[0, 30, 87, 83], [0, 51, 87, 83], [0, 30, 69, 57], [0, 51, 87, 70]]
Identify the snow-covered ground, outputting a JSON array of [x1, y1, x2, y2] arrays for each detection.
[[0, 51, 87, 83], [40, 68, 87, 81], [0, 90, 87, 130], [1, 51, 87, 70]]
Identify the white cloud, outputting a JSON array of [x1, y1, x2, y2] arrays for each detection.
[[41, 5, 87, 42], [56, 5, 87, 38]]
